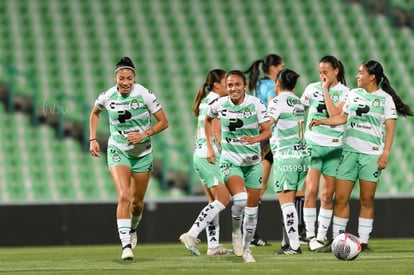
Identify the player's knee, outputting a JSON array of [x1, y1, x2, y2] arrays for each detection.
[[232, 192, 247, 208]]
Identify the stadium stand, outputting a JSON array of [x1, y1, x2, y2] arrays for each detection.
[[0, 0, 413, 203]]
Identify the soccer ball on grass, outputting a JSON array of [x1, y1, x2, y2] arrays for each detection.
[[331, 233, 361, 261]]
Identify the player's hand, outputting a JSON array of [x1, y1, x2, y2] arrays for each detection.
[[240, 136, 257, 145], [207, 150, 216, 164], [377, 153, 389, 170], [309, 119, 321, 130], [89, 140, 101, 158], [126, 132, 146, 144]]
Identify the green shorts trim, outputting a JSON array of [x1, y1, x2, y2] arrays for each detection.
[[272, 150, 310, 192], [336, 151, 381, 183], [219, 159, 262, 189], [193, 154, 223, 188], [107, 145, 153, 172], [308, 144, 342, 177]]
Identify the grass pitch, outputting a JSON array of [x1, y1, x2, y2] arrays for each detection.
[[0, 238, 413, 274]]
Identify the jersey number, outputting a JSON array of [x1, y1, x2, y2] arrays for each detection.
[[298, 121, 305, 140]]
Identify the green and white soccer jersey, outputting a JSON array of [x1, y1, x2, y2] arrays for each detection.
[[195, 92, 220, 157], [301, 82, 349, 147], [95, 84, 162, 157], [207, 94, 269, 166], [343, 88, 397, 155], [268, 92, 306, 152]]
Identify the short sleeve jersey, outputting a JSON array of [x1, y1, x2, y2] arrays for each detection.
[[301, 82, 350, 147], [255, 77, 275, 109], [342, 88, 397, 155], [268, 92, 306, 152], [195, 92, 220, 157], [207, 94, 269, 166], [95, 83, 162, 157]]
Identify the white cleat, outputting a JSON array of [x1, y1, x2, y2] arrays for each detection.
[[207, 245, 232, 256], [121, 247, 134, 260], [179, 232, 200, 256], [130, 230, 137, 249], [308, 237, 325, 251], [232, 230, 243, 257], [242, 248, 256, 263]]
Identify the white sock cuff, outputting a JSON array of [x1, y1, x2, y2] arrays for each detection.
[[333, 216, 349, 225], [232, 192, 247, 207], [244, 206, 258, 216], [358, 217, 373, 226], [319, 208, 333, 218], [281, 202, 295, 211], [212, 200, 226, 211], [303, 207, 317, 217]]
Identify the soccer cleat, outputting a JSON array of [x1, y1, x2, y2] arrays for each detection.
[[300, 234, 313, 245], [274, 246, 302, 255], [274, 244, 290, 255], [242, 248, 256, 263], [207, 245, 232, 256], [121, 245, 134, 260], [361, 243, 373, 252], [179, 232, 200, 256], [232, 230, 243, 257], [250, 237, 270, 247], [130, 229, 138, 249], [308, 237, 325, 251], [315, 239, 333, 253]]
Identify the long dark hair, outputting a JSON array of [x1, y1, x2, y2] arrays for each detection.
[[363, 60, 413, 117], [245, 54, 283, 91], [320, 55, 346, 86], [192, 69, 226, 117]]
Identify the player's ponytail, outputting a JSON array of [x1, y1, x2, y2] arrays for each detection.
[[192, 69, 226, 116], [363, 60, 413, 117]]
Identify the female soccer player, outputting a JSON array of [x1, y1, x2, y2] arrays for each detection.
[[268, 69, 309, 255], [310, 60, 413, 251], [205, 70, 271, 262], [300, 55, 350, 252], [179, 69, 231, 256], [244, 54, 284, 246], [89, 57, 168, 260]]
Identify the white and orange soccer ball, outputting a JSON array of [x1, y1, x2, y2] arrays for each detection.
[[331, 233, 361, 261]]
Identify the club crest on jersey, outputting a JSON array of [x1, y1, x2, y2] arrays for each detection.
[[243, 108, 252, 118], [331, 92, 339, 102], [112, 153, 121, 162], [372, 98, 381, 107], [130, 99, 140, 109]]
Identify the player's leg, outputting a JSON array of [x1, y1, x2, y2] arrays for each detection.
[[110, 164, 134, 260], [129, 153, 153, 250], [129, 171, 151, 249], [251, 153, 272, 247], [309, 174, 335, 251], [303, 168, 321, 241], [332, 151, 358, 240], [225, 174, 247, 257], [357, 153, 380, 252], [277, 190, 302, 254]]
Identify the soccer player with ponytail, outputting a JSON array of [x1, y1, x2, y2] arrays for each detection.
[[310, 60, 413, 251]]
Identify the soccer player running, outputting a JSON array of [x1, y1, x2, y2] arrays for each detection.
[[300, 55, 350, 252], [89, 57, 168, 260], [205, 70, 271, 262], [268, 69, 310, 255], [310, 60, 413, 251], [244, 54, 285, 246], [179, 69, 232, 256]]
